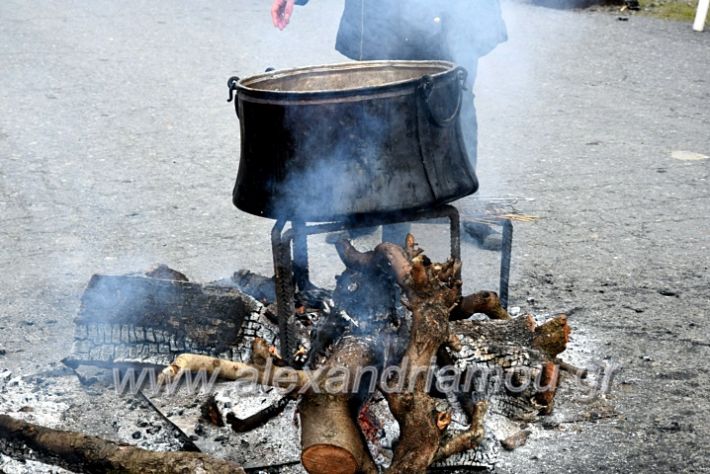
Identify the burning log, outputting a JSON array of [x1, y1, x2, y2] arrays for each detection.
[[225, 395, 291, 432], [0, 414, 245, 474], [296, 242, 403, 474], [211, 268, 277, 303]]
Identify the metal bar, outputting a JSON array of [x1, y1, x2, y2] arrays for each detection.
[[271, 220, 296, 363], [281, 206, 462, 241], [442, 205, 461, 262], [443, 205, 462, 295], [499, 219, 513, 310], [292, 220, 311, 291]]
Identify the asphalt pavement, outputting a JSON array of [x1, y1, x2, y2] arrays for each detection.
[[0, 1, 709, 472]]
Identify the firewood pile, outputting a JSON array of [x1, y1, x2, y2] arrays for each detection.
[[0, 235, 598, 473]]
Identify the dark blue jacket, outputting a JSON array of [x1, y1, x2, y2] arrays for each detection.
[[297, 0, 507, 64]]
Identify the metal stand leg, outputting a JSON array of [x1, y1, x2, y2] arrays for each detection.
[[271, 220, 296, 364], [442, 206, 462, 296], [447, 206, 461, 261], [499, 220, 513, 310], [292, 220, 311, 291]]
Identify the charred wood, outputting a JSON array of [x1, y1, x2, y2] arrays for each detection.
[[144, 264, 189, 282], [533, 314, 571, 359], [199, 394, 225, 427], [226, 396, 291, 433], [0, 414, 245, 474], [500, 430, 530, 451], [67, 273, 261, 367], [450, 314, 570, 419], [215, 269, 276, 303], [450, 290, 511, 320]]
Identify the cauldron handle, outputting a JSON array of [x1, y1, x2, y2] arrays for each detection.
[[418, 67, 467, 128], [227, 76, 240, 118], [227, 76, 240, 103], [228, 68, 272, 103]]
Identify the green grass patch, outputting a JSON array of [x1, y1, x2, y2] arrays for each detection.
[[638, 0, 706, 23]]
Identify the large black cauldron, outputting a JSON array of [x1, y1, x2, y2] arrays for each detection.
[[229, 61, 477, 222]]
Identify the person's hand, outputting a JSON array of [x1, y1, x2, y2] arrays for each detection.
[[271, 0, 295, 30]]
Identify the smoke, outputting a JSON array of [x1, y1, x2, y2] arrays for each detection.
[[272, 104, 391, 221]]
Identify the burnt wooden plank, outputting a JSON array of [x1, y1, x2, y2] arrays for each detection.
[[68, 274, 264, 366]]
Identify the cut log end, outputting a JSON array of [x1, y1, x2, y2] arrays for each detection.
[[301, 445, 359, 474], [533, 315, 570, 359], [299, 392, 377, 474]]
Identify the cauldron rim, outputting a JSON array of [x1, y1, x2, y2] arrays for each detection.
[[236, 60, 458, 101]]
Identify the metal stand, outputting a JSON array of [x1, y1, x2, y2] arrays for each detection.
[[270, 204, 513, 360]]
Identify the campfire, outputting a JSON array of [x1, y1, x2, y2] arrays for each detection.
[[0, 62, 591, 473], [1, 239, 576, 473]]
